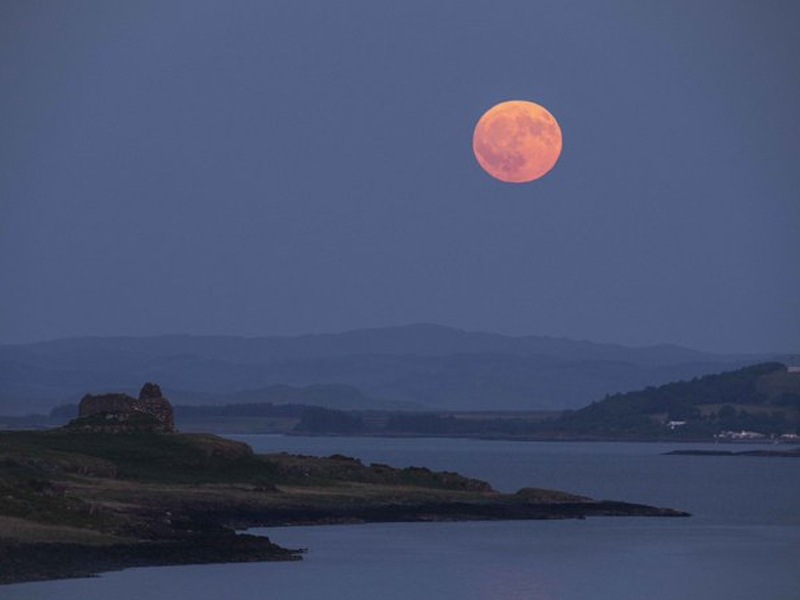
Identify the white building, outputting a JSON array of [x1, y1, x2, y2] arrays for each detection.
[[716, 430, 766, 440]]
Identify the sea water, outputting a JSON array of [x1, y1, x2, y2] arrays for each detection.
[[5, 437, 799, 600]]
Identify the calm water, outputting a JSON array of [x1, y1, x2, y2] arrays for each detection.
[[6, 436, 800, 600]]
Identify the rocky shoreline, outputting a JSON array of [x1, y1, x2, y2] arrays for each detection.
[[0, 430, 688, 586], [1, 499, 687, 586], [1, 533, 301, 586]]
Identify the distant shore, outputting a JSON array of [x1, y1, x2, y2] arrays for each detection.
[[665, 447, 800, 458], [4, 416, 797, 446], [263, 428, 800, 446]]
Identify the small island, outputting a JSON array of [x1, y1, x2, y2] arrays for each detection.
[[0, 384, 688, 586]]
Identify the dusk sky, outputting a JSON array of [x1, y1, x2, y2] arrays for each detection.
[[1, 0, 798, 353]]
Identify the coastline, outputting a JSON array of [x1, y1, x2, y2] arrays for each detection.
[[1, 499, 688, 586], [665, 447, 800, 458], [276, 429, 799, 445], [0, 430, 689, 586], [0, 533, 302, 586]]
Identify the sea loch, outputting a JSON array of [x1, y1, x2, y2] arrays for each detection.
[[5, 436, 799, 600]]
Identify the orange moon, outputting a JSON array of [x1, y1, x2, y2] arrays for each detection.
[[472, 100, 562, 183]]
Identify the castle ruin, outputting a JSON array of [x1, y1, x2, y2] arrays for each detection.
[[74, 382, 175, 432]]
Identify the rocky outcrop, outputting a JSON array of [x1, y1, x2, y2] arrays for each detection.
[[71, 383, 175, 433]]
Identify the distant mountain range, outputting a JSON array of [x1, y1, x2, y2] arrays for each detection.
[[0, 324, 793, 415]]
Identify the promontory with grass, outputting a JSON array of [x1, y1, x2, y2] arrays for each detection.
[[0, 384, 688, 585]]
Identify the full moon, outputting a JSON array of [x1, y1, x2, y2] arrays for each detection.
[[472, 100, 562, 183]]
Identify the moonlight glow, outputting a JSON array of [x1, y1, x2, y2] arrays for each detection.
[[472, 100, 563, 183]]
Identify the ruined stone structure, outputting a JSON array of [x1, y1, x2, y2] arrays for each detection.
[[74, 382, 175, 433]]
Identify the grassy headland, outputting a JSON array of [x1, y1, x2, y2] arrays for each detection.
[[0, 429, 687, 585]]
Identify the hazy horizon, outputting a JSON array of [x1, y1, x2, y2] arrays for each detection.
[[1, 321, 797, 357]]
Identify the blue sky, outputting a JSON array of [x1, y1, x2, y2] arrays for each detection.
[[1, 0, 798, 352]]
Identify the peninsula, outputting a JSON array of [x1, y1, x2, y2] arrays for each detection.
[[0, 385, 688, 585]]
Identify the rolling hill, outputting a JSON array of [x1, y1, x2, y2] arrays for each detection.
[[0, 324, 792, 415]]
